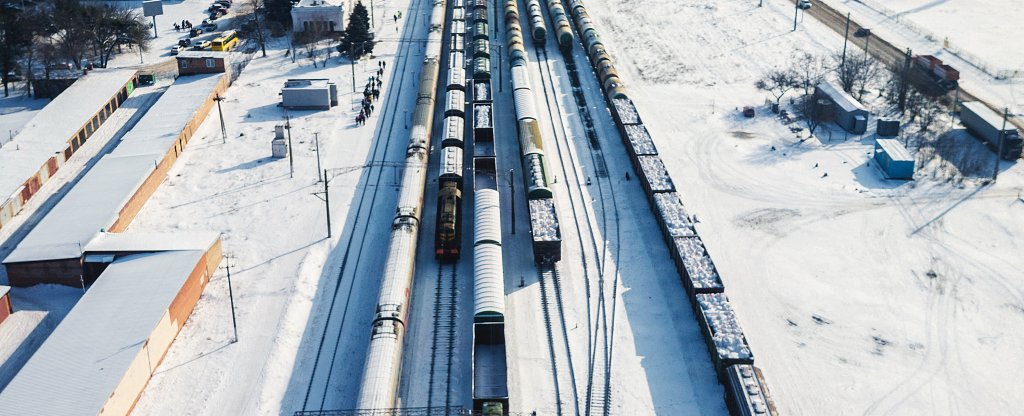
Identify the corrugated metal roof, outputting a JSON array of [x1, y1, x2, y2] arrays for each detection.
[[876, 138, 913, 162], [473, 244, 505, 318], [84, 231, 220, 253], [0, 250, 206, 415], [816, 81, 867, 114], [175, 50, 228, 60], [3, 74, 223, 264], [0, 69, 136, 201]]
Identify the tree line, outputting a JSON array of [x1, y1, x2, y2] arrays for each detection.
[[0, 0, 150, 97]]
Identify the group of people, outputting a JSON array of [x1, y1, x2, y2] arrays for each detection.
[[173, 20, 194, 31], [355, 61, 390, 126]]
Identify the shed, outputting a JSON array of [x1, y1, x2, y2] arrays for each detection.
[[282, 79, 338, 110], [873, 138, 914, 179], [291, 0, 344, 33], [876, 119, 900, 137], [176, 51, 229, 75], [0, 286, 11, 326], [815, 82, 869, 134], [0, 234, 222, 416]]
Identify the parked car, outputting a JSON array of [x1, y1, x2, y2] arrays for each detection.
[[201, 21, 219, 31], [213, 1, 231, 8], [193, 40, 212, 50], [189, 27, 204, 37], [798, 0, 812, 9], [178, 38, 193, 48], [170, 45, 187, 55], [742, 106, 755, 118]]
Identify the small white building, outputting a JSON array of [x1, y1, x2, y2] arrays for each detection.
[[291, 0, 345, 33]]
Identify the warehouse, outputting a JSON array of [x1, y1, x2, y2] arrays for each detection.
[[2, 73, 228, 286], [0, 232, 222, 416], [815, 81, 869, 134], [873, 138, 915, 179], [0, 69, 138, 232], [176, 51, 229, 76], [281, 78, 338, 110]]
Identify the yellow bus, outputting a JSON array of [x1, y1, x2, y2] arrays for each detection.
[[211, 30, 239, 51]]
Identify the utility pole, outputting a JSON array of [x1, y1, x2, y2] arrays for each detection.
[[993, 108, 1010, 181], [509, 168, 515, 234], [215, 94, 227, 144], [792, 2, 799, 31], [152, 15, 158, 38], [840, 13, 851, 71], [370, 0, 375, 29], [285, 115, 294, 178], [225, 256, 238, 343], [863, 33, 872, 60], [314, 132, 322, 182], [314, 170, 332, 238]]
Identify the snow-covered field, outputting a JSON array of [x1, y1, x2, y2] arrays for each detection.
[[826, 0, 1024, 70], [585, 0, 1024, 414]]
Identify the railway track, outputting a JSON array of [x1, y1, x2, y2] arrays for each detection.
[[791, 0, 1024, 131], [534, 41, 620, 416], [536, 263, 576, 416], [298, 3, 425, 411], [426, 263, 459, 412]]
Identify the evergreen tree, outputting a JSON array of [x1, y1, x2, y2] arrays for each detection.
[[264, 0, 293, 28], [338, 1, 373, 59], [0, 2, 31, 96]]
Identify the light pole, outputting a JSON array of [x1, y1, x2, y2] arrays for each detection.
[[792, 2, 799, 31], [314, 170, 332, 238], [509, 168, 515, 234], [223, 255, 238, 343], [840, 13, 851, 71]]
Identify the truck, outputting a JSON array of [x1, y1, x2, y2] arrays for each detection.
[[959, 101, 1022, 160], [912, 55, 959, 91]]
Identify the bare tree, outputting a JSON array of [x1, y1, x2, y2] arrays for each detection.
[[792, 51, 828, 97], [755, 68, 801, 107], [246, 0, 268, 57], [799, 94, 825, 137]]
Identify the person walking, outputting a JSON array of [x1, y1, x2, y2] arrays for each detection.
[[373, 89, 380, 100], [382, 61, 386, 70]]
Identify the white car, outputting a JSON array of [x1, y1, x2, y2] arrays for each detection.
[[798, 0, 812, 9], [170, 45, 186, 55]]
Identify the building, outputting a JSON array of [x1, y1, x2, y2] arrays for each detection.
[[281, 78, 339, 110], [176, 51, 229, 76], [815, 82, 869, 134], [0, 286, 11, 325], [2, 73, 228, 287], [0, 232, 222, 416], [0, 69, 138, 232], [873, 138, 914, 179], [291, 0, 345, 33]]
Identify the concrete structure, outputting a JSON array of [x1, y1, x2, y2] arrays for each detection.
[[176, 51, 229, 76], [281, 78, 338, 110], [873, 138, 915, 180], [0, 233, 222, 416], [0, 69, 138, 232], [291, 0, 344, 33], [2, 73, 228, 286], [0, 286, 10, 326], [815, 82, 869, 134]]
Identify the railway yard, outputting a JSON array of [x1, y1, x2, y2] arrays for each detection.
[[0, 0, 1021, 415]]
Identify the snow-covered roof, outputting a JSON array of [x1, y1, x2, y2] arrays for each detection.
[[875, 138, 912, 162], [294, 0, 343, 7], [84, 231, 220, 253], [0, 250, 207, 415], [816, 81, 867, 114], [0, 285, 9, 299], [3, 155, 157, 263], [283, 79, 332, 89], [176, 50, 228, 60], [3, 73, 224, 264], [0, 69, 136, 201]]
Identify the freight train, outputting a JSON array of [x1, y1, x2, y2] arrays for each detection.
[[468, 1, 510, 413], [436, 13, 469, 261], [353, 0, 447, 410], [563, 1, 777, 414], [504, 0, 561, 264]]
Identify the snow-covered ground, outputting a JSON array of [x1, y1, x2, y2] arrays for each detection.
[[585, 0, 1024, 414]]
